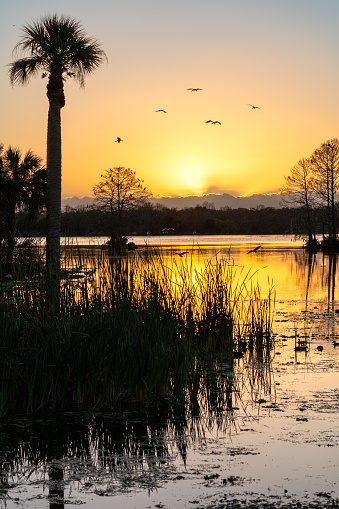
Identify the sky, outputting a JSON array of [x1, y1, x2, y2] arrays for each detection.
[[1, 0, 339, 199]]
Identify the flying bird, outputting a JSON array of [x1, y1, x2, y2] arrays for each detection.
[[247, 104, 261, 110], [115, 137, 123, 143], [175, 251, 189, 257], [206, 120, 221, 125], [155, 109, 167, 113], [187, 88, 202, 92], [247, 245, 262, 254]]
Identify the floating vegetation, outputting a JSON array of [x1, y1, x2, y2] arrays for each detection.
[[204, 473, 220, 480]]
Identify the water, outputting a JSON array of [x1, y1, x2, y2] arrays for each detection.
[[58, 234, 301, 246], [3, 235, 339, 508], [56, 234, 337, 301]]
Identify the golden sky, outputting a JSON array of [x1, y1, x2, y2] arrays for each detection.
[[2, 0, 339, 199]]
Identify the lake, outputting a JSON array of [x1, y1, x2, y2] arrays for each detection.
[[3, 235, 339, 508], [58, 234, 335, 301]]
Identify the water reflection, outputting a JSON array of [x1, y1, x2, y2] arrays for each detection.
[[54, 235, 339, 304], [63, 241, 339, 303], [291, 249, 339, 304], [326, 253, 336, 301], [4, 236, 339, 507], [0, 348, 273, 506]]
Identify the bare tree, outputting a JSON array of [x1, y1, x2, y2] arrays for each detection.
[[282, 157, 317, 247], [93, 166, 152, 248], [310, 139, 339, 245]]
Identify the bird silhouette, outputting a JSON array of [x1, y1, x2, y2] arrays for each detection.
[[206, 120, 221, 125], [247, 104, 261, 110], [247, 245, 262, 254], [115, 137, 123, 143], [175, 251, 189, 257], [187, 88, 202, 92], [155, 109, 167, 113]]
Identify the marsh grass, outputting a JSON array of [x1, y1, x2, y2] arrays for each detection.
[[0, 247, 275, 416]]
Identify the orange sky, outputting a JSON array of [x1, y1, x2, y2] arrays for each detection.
[[2, 0, 339, 199]]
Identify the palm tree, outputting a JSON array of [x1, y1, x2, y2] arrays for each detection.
[[0, 145, 46, 267], [8, 15, 106, 276]]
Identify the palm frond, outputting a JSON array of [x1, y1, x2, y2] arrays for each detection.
[[9, 14, 106, 88], [22, 150, 43, 171], [8, 57, 43, 85]]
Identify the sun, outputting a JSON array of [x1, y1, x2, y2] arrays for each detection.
[[171, 158, 208, 196]]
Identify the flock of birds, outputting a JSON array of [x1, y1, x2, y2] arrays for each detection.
[[114, 88, 261, 143], [113, 88, 263, 258], [113, 89, 263, 258]]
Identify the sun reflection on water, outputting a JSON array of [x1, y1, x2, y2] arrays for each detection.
[[3, 236, 339, 507]]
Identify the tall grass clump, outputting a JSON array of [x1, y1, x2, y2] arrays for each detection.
[[0, 247, 275, 417]]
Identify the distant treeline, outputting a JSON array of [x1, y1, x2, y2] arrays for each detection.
[[15, 203, 311, 237]]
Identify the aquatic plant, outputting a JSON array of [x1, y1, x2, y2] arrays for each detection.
[[0, 247, 275, 416]]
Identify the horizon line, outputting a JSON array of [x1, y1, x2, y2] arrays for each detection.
[[62, 190, 284, 200]]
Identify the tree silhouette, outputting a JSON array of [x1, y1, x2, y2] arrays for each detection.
[[9, 14, 106, 276], [311, 139, 339, 246], [93, 166, 152, 248], [0, 144, 46, 266], [282, 157, 317, 248]]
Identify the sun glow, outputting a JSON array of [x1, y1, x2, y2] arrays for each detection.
[[3, 1, 339, 201], [162, 158, 208, 196]]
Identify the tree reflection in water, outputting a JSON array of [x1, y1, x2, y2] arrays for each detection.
[[49, 462, 64, 508], [0, 349, 274, 506], [327, 253, 337, 301], [283, 250, 339, 359], [294, 250, 338, 303]]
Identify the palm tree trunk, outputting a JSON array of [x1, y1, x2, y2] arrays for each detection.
[[48, 463, 64, 508], [6, 202, 16, 268], [46, 100, 62, 277]]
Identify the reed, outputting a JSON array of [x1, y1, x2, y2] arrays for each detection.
[[0, 247, 275, 416]]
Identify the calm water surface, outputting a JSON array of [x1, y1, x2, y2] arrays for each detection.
[[59, 234, 337, 301], [4, 235, 339, 508]]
